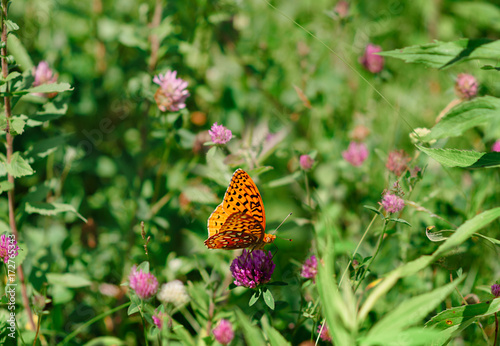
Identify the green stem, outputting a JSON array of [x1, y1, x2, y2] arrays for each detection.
[[495, 312, 498, 346], [354, 221, 388, 293], [304, 171, 311, 207], [139, 300, 149, 346], [58, 302, 131, 345]]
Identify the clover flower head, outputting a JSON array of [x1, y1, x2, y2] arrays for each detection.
[[0, 234, 18, 264], [380, 193, 405, 214], [359, 44, 384, 73], [317, 323, 332, 342], [152, 309, 168, 330], [299, 155, 314, 170], [32, 61, 59, 98], [208, 122, 233, 144], [342, 141, 368, 166], [300, 255, 318, 280], [157, 280, 190, 306], [153, 70, 190, 112], [128, 266, 158, 300], [334, 1, 350, 19], [455, 73, 478, 100], [386, 149, 411, 176], [492, 140, 500, 153], [213, 319, 234, 345], [230, 250, 275, 288]]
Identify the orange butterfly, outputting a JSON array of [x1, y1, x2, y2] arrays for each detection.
[[205, 169, 276, 250]]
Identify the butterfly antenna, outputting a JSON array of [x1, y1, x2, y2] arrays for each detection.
[[272, 212, 292, 234]]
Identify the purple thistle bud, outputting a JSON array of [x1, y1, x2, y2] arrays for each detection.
[[0, 234, 19, 264], [212, 319, 234, 345], [230, 250, 275, 288], [359, 44, 384, 73], [299, 155, 314, 170], [455, 73, 478, 100], [380, 193, 405, 214], [208, 122, 233, 145], [317, 323, 332, 342], [386, 150, 411, 176], [128, 266, 158, 300], [342, 141, 368, 166], [300, 255, 318, 280], [492, 140, 500, 152], [32, 61, 59, 98], [153, 70, 190, 112], [492, 284, 500, 298]]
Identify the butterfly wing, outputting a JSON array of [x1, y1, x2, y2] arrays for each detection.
[[205, 212, 264, 249], [221, 169, 266, 230], [207, 169, 266, 239]]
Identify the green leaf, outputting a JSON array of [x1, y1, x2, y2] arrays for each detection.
[[235, 309, 267, 346], [379, 39, 500, 69], [363, 205, 384, 219], [1, 72, 21, 82], [424, 96, 500, 141], [25, 202, 87, 222], [435, 207, 500, 257], [127, 297, 140, 315], [262, 287, 275, 310], [172, 321, 195, 346], [7, 35, 34, 71], [25, 134, 67, 159], [387, 218, 412, 227], [83, 337, 126, 346], [0, 180, 14, 193], [416, 146, 500, 168], [426, 298, 500, 329], [365, 277, 463, 342], [249, 289, 261, 307], [46, 273, 92, 288], [10, 116, 26, 135], [360, 328, 442, 346], [32, 101, 69, 122], [261, 316, 291, 346], [20, 82, 73, 95], [5, 20, 19, 31], [4, 152, 34, 177]]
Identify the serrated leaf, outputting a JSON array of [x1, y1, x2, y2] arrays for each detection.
[[10, 117, 25, 135], [4, 152, 34, 177], [0, 180, 14, 193], [46, 273, 92, 288], [6, 20, 19, 31], [25, 202, 87, 222], [249, 289, 261, 307], [2, 72, 21, 82], [21, 82, 73, 95], [424, 96, 500, 141], [379, 39, 500, 69], [262, 287, 275, 310], [416, 146, 497, 168]]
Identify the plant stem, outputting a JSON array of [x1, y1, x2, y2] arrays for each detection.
[[354, 221, 388, 293], [1, 0, 36, 331], [495, 312, 498, 346]]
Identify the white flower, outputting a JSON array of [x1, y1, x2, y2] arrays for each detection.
[[157, 280, 190, 306]]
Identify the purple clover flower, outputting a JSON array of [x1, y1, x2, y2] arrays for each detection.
[[342, 141, 368, 166], [208, 122, 233, 145], [317, 323, 332, 342], [380, 193, 405, 214], [455, 73, 478, 100], [230, 250, 275, 288], [213, 319, 234, 345], [492, 140, 500, 152], [0, 234, 18, 264], [299, 155, 314, 170], [152, 309, 167, 329], [300, 255, 318, 281], [32, 61, 59, 98], [359, 44, 384, 73], [492, 284, 500, 298], [128, 265, 158, 300], [386, 149, 411, 176], [153, 70, 190, 112]]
